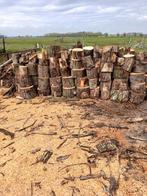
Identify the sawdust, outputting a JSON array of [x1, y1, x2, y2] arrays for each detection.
[[0, 96, 146, 196]]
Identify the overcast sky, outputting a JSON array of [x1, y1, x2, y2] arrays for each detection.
[[0, 0, 147, 36]]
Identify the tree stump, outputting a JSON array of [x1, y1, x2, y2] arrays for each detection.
[[63, 87, 76, 98], [86, 67, 98, 79], [100, 81, 111, 100], [71, 68, 86, 78], [62, 76, 75, 88], [90, 87, 100, 99], [89, 78, 98, 89], [77, 86, 90, 99]]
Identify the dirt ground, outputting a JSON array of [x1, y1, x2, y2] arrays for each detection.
[[0, 95, 147, 196]]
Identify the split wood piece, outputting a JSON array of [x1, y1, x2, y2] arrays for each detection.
[[130, 91, 146, 104], [62, 76, 75, 88], [0, 59, 13, 70], [117, 57, 125, 66], [51, 86, 62, 97], [86, 67, 98, 79], [71, 48, 84, 60], [61, 50, 69, 61], [89, 78, 98, 89], [19, 85, 37, 99], [100, 81, 111, 100], [141, 61, 147, 73], [100, 72, 111, 82], [112, 79, 128, 91], [28, 63, 38, 76], [70, 59, 84, 69], [77, 86, 90, 99], [50, 77, 62, 87], [50, 45, 61, 58], [38, 64, 49, 78], [130, 82, 146, 94], [136, 52, 145, 61], [11, 53, 20, 65], [83, 56, 94, 69], [0, 128, 15, 139], [71, 68, 86, 78], [90, 87, 100, 99], [83, 46, 94, 57], [132, 60, 145, 73], [38, 77, 50, 96], [60, 67, 71, 77], [101, 62, 113, 73], [30, 76, 38, 88], [130, 73, 145, 84], [94, 46, 102, 58], [49, 57, 61, 77], [123, 54, 135, 72], [19, 65, 32, 88], [113, 66, 129, 79], [111, 90, 129, 102], [63, 87, 76, 98], [76, 77, 89, 87]]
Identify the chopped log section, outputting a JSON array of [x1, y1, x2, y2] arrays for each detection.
[[86, 67, 98, 79], [18, 65, 37, 99], [100, 81, 111, 100], [101, 62, 113, 73], [38, 59, 50, 96], [49, 57, 61, 78], [123, 54, 135, 72], [111, 90, 129, 102], [111, 79, 128, 91], [70, 59, 84, 69], [62, 76, 76, 98], [100, 73, 112, 82], [77, 86, 90, 99], [83, 56, 94, 69], [71, 68, 86, 78], [83, 46, 94, 57], [130, 73, 145, 84], [71, 48, 84, 60], [113, 66, 129, 80], [76, 77, 89, 87], [49, 45, 61, 58], [28, 62, 38, 89], [63, 87, 76, 98], [50, 77, 62, 97], [89, 78, 98, 89], [90, 87, 100, 99], [12, 53, 20, 65], [130, 91, 146, 104], [132, 61, 145, 73], [59, 58, 71, 77]]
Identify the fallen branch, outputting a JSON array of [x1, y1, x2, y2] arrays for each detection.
[[16, 120, 37, 132], [127, 135, 147, 141], [0, 128, 15, 139], [0, 59, 12, 69]]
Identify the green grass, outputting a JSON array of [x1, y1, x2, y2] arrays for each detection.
[[1, 36, 147, 53]]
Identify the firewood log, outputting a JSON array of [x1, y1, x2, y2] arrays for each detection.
[[76, 77, 89, 87], [86, 67, 98, 79], [90, 87, 100, 99], [101, 62, 113, 73], [130, 91, 146, 104], [89, 78, 98, 89], [62, 76, 75, 88], [71, 68, 86, 78], [83, 46, 94, 57], [100, 81, 111, 100], [111, 90, 129, 102], [77, 86, 90, 99], [70, 59, 84, 69], [130, 73, 145, 84], [71, 48, 84, 60], [63, 87, 76, 98], [123, 54, 135, 72], [112, 79, 128, 91], [100, 72, 112, 82]]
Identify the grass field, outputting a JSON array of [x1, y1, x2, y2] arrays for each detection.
[[1, 36, 147, 53]]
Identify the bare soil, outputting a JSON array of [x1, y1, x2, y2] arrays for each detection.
[[0, 96, 147, 196]]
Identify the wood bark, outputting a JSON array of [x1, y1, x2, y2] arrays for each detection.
[[83, 56, 94, 69], [113, 66, 129, 79], [130, 91, 146, 104], [51, 86, 62, 97], [19, 85, 37, 99], [111, 90, 129, 102], [50, 45, 61, 58], [132, 60, 145, 73], [100, 72, 112, 82], [130, 82, 146, 93], [12, 53, 20, 65], [70, 59, 84, 69], [49, 57, 61, 77], [112, 79, 128, 91]]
